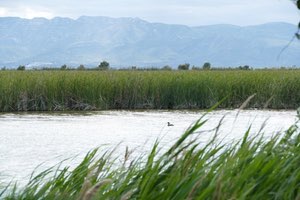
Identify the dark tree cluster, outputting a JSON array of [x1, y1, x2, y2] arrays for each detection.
[[98, 61, 110, 70], [178, 63, 190, 70], [17, 65, 25, 71]]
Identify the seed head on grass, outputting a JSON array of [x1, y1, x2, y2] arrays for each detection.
[[81, 179, 113, 200]]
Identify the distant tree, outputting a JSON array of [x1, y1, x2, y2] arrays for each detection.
[[131, 66, 137, 70], [243, 65, 250, 70], [178, 63, 190, 70], [77, 64, 85, 70], [238, 65, 251, 70], [202, 62, 211, 70], [161, 65, 172, 71], [61, 64, 67, 70], [191, 65, 201, 70], [17, 65, 25, 71], [1, 66, 6, 71], [98, 61, 110, 70]]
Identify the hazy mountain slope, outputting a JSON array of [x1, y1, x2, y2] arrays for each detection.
[[0, 16, 299, 68]]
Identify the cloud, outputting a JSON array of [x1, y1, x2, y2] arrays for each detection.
[[0, 7, 7, 17], [22, 7, 54, 19], [0, 6, 54, 19]]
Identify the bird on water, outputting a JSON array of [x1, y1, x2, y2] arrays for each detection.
[[167, 122, 174, 126]]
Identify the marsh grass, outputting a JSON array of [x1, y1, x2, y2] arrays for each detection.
[[1, 114, 300, 200], [1, 70, 300, 112]]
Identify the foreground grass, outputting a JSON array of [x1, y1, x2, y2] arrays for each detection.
[[1, 115, 300, 199], [1, 70, 300, 111]]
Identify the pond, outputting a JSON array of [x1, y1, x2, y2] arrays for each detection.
[[0, 110, 297, 185]]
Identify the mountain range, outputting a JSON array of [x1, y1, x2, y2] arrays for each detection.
[[0, 16, 299, 68]]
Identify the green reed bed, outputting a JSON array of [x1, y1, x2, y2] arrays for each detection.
[[1, 114, 300, 199], [1, 70, 300, 112]]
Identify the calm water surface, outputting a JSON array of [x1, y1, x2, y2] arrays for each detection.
[[0, 110, 297, 185]]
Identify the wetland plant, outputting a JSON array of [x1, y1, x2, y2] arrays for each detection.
[[1, 70, 300, 112]]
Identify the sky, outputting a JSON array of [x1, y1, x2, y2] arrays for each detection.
[[0, 0, 299, 26]]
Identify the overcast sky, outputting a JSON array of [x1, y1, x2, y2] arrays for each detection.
[[0, 0, 299, 26]]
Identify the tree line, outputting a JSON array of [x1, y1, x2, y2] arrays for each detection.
[[8, 61, 256, 71]]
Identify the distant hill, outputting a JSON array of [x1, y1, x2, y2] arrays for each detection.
[[0, 16, 299, 68]]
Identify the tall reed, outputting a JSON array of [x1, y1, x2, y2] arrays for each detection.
[[1, 70, 300, 112]]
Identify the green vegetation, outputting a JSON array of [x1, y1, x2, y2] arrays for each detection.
[[98, 61, 110, 70], [16, 65, 25, 71], [202, 62, 211, 70], [60, 64, 67, 70], [0, 70, 300, 112], [77, 65, 86, 71], [1, 115, 300, 199], [177, 63, 190, 70]]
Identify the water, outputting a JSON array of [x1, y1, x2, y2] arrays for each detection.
[[0, 110, 297, 186]]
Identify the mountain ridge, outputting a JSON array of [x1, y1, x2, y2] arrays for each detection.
[[0, 16, 299, 68]]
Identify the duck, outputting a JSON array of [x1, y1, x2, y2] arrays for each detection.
[[167, 122, 174, 126]]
